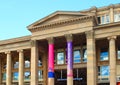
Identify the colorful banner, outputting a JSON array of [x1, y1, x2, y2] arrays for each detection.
[[67, 41, 73, 77], [48, 44, 54, 78]]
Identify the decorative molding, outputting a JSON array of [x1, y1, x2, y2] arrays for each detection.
[[85, 31, 94, 39], [65, 34, 73, 42], [17, 49, 23, 53], [5, 51, 11, 54], [107, 36, 117, 40], [31, 40, 37, 47], [47, 37, 54, 44]]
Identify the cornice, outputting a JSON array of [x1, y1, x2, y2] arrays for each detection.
[[0, 35, 31, 45], [29, 15, 95, 32]]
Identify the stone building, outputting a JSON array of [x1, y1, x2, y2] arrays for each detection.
[[0, 3, 120, 85]]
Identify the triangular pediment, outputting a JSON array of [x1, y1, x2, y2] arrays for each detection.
[[28, 11, 91, 29]]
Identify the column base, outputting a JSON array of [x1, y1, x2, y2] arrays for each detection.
[[48, 78, 54, 85], [67, 77, 73, 85]]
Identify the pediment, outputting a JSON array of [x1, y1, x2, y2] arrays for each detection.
[[28, 11, 90, 29]]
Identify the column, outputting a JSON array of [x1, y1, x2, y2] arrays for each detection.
[[30, 40, 38, 85], [18, 50, 24, 85], [66, 34, 73, 85], [43, 53, 47, 85], [108, 36, 116, 85], [6, 51, 12, 85], [86, 31, 97, 85], [48, 37, 54, 85]]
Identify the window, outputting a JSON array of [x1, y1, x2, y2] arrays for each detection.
[[98, 66, 109, 76], [38, 70, 43, 80], [38, 57, 42, 67], [25, 60, 30, 68], [57, 52, 64, 64], [2, 73, 6, 80], [14, 62, 19, 69], [73, 50, 81, 63], [24, 71, 30, 80], [114, 13, 120, 22], [13, 72, 18, 80], [100, 48, 108, 61], [56, 70, 67, 81], [118, 47, 120, 59], [83, 49, 87, 62], [97, 15, 110, 24]]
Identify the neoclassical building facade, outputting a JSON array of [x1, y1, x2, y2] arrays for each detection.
[[0, 4, 120, 85]]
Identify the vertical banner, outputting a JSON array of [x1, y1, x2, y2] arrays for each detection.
[[67, 41, 73, 77], [48, 44, 54, 78]]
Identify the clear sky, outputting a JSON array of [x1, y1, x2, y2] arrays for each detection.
[[0, 0, 120, 40]]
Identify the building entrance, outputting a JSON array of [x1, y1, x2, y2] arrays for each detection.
[[55, 68, 87, 85]]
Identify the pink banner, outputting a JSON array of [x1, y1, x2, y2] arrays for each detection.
[[48, 44, 54, 72]]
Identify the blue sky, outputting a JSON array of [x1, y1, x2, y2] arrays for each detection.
[[0, 0, 120, 40]]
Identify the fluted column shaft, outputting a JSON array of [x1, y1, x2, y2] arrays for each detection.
[[108, 36, 116, 85], [18, 50, 24, 85], [6, 51, 12, 85], [86, 31, 97, 85], [30, 40, 38, 85]]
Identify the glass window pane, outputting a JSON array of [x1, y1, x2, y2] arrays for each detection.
[[38, 57, 42, 67], [14, 62, 19, 69], [57, 52, 64, 64], [24, 71, 30, 80], [73, 50, 81, 63], [2, 73, 6, 80], [118, 47, 120, 59], [100, 49, 108, 61], [101, 66, 109, 76], [106, 15, 110, 23], [13, 72, 18, 80], [101, 16, 105, 24], [25, 60, 30, 68], [83, 49, 87, 62], [38, 70, 43, 80], [114, 13, 120, 22]]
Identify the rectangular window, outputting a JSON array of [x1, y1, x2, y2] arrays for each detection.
[[118, 47, 120, 59], [73, 50, 81, 63], [100, 48, 108, 61], [24, 71, 30, 80], [38, 70, 43, 80], [97, 15, 110, 25], [83, 49, 87, 62], [13, 72, 18, 80], [114, 13, 120, 22], [14, 62, 19, 69], [2, 73, 6, 80], [57, 52, 64, 64], [98, 66, 109, 76], [25, 60, 30, 68]]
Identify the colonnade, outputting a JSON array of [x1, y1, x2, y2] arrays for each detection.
[[0, 32, 117, 85]]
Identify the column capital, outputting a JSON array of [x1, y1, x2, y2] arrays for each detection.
[[65, 34, 72, 42], [85, 31, 94, 39], [107, 36, 117, 40], [5, 51, 11, 54], [31, 40, 37, 47], [17, 49, 23, 53], [47, 37, 54, 44]]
